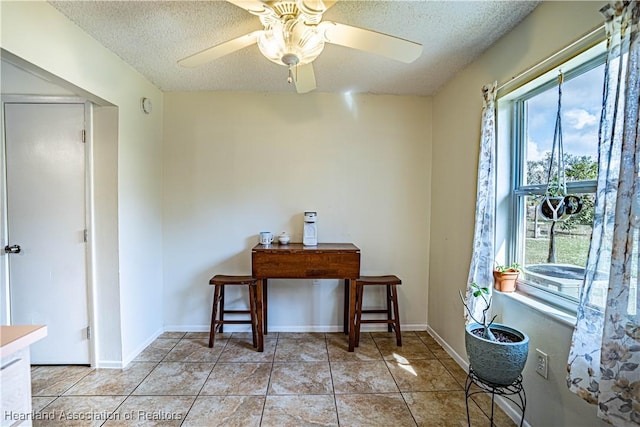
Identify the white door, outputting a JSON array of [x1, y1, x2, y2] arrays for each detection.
[[4, 102, 90, 364]]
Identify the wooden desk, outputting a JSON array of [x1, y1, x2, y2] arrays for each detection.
[[1, 325, 47, 426], [251, 243, 361, 351]]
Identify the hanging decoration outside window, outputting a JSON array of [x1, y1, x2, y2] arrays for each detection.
[[539, 71, 584, 264], [539, 72, 584, 223]]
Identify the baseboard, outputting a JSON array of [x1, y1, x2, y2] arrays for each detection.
[[425, 325, 531, 427], [164, 324, 213, 333], [95, 360, 125, 369], [163, 323, 428, 333], [119, 327, 164, 368], [426, 325, 469, 369]]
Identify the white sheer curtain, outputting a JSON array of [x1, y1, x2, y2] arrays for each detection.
[[465, 81, 497, 323], [567, 2, 639, 426]]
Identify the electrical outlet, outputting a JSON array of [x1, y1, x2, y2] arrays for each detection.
[[536, 348, 548, 379]]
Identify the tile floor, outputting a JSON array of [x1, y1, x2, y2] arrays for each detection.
[[29, 331, 516, 426]]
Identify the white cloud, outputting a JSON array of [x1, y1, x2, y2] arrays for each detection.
[[527, 140, 547, 162], [564, 108, 598, 130], [564, 131, 599, 159]]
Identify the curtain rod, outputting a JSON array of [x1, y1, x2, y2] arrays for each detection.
[[496, 24, 605, 94]]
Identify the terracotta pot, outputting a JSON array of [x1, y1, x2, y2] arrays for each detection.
[[493, 270, 519, 292]]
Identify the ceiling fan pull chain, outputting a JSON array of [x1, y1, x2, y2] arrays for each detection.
[[286, 64, 299, 85]]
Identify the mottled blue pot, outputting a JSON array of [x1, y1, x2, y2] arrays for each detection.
[[465, 323, 529, 386]]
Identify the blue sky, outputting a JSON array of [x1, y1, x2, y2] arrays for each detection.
[[526, 63, 605, 163]]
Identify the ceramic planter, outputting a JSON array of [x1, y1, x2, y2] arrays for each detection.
[[493, 270, 520, 292], [465, 322, 529, 386]]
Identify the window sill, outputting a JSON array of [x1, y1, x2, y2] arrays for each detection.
[[496, 290, 577, 327]]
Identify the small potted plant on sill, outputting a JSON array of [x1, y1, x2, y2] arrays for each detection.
[[493, 262, 521, 292], [460, 283, 529, 386]]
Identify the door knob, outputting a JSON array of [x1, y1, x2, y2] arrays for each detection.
[[4, 245, 21, 254]]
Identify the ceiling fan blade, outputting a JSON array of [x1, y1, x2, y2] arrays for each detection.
[[226, 0, 269, 14], [178, 31, 261, 68], [293, 63, 316, 94], [321, 0, 337, 10], [321, 22, 422, 63]]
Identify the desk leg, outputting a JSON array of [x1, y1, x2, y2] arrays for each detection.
[[348, 278, 357, 352], [263, 278, 268, 335], [255, 279, 264, 352], [344, 279, 349, 335]]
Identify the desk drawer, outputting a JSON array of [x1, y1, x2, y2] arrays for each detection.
[[1, 348, 31, 426], [252, 252, 360, 278]]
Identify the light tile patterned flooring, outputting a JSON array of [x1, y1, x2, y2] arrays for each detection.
[[30, 331, 516, 426]]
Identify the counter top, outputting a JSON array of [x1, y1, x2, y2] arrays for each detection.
[[252, 243, 360, 253], [1, 325, 47, 358]]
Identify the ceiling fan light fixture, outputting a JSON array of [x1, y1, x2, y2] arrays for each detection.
[[282, 53, 299, 67], [179, 0, 422, 94], [257, 18, 325, 67], [296, 0, 329, 21]]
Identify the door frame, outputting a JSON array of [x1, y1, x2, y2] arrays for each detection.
[[0, 95, 97, 367]]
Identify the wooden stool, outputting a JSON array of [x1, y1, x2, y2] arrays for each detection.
[[354, 275, 402, 347], [209, 275, 263, 352]]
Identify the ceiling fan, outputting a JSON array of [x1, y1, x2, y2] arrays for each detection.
[[178, 0, 423, 93]]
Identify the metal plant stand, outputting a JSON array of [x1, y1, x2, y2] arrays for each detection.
[[465, 367, 526, 427]]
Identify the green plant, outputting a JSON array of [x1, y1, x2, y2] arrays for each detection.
[[459, 283, 497, 341], [545, 178, 565, 197], [494, 262, 521, 273]]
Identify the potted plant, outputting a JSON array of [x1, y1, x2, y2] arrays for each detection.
[[493, 262, 521, 292], [460, 283, 529, 385]]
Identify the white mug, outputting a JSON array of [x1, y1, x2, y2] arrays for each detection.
[[259, 231, 273, 245]]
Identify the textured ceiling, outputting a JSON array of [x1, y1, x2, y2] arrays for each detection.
[[49, 0, 540, 96]]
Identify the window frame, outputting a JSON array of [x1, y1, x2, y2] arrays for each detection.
[[496, 36, 607, 313]]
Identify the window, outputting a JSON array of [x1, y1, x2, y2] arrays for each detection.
[[498, 41, 607, 310]]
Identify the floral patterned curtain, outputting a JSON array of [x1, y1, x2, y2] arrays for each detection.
[[567, 2, 640, 426], [465, 81, 497, 323]]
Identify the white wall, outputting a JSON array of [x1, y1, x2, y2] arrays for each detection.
[[1, 60, 75, 96], [162, 92, 431, 332], [0, 1, 164, 366], [91, 105, 122, 365], [430, 2, 608, 426]]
